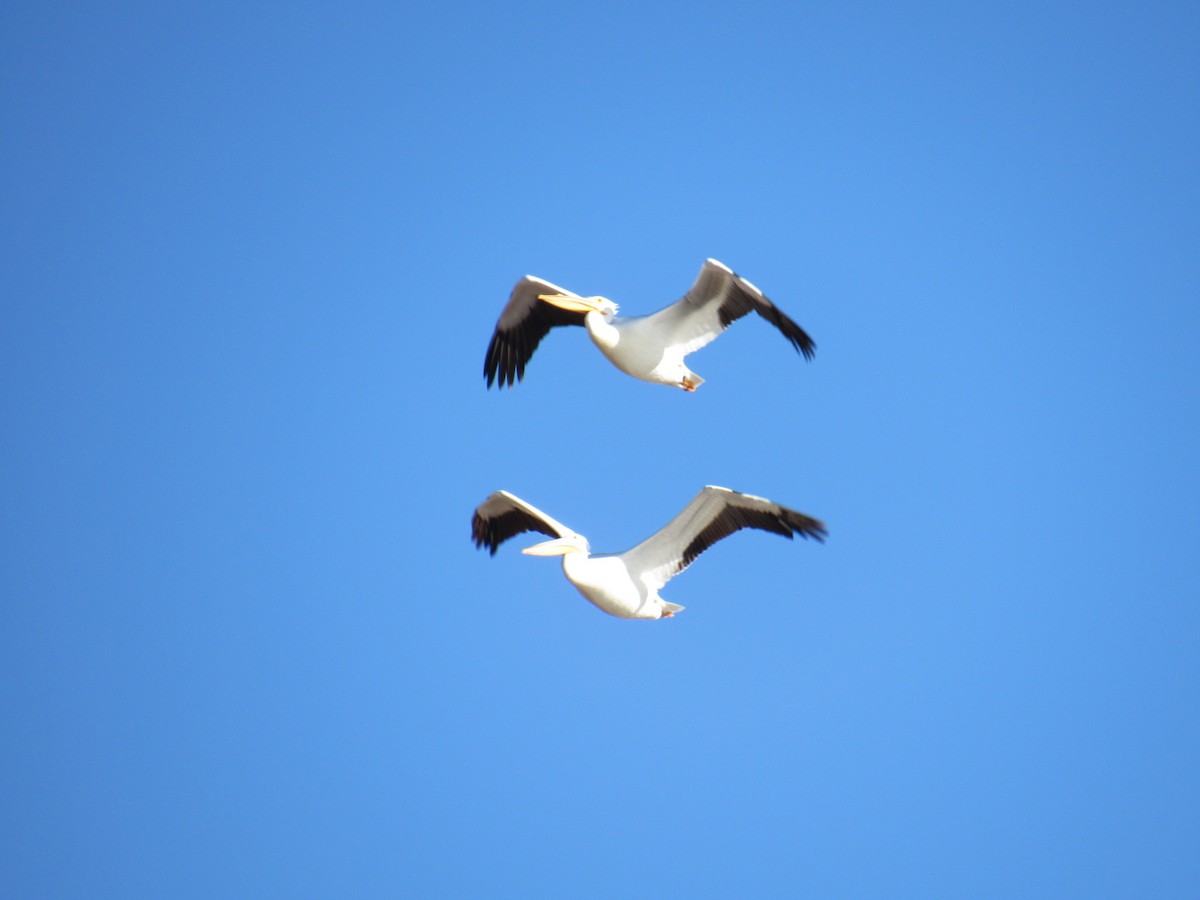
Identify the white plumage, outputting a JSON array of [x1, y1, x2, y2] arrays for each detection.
[[472, 486, 826, 619], [484, 259, 815, 391]]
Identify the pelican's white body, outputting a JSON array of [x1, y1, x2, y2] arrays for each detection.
[[561, 550, 677, 620], [583, 312, 700, 390]]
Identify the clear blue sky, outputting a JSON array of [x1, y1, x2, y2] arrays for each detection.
[[3, 2, 1199, 897]]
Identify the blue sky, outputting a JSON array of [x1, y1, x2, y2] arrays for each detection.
[[3, 1, 1199, 896]]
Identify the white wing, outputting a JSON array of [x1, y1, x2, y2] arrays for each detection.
[[484, 276, 588, 388], [636, 259, 815, 359], [471, 490, 577, 556], [619, 486, 827, 591]]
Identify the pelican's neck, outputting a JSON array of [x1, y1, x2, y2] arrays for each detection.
[[584, 310, 620, 350], [561, 547, 593, 580]]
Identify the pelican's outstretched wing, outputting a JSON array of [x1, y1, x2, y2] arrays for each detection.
[[621, 486, 826, 591], [471, 490, 576, 556], [640, 259, 815, 361], [484, 277, 588, 388]]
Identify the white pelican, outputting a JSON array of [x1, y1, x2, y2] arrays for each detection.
[[472, 486, 827, 619], [483, 258, 815, 391]]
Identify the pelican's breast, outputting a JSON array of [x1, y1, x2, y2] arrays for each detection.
[[562, 553, 654, 618], [589, 316, 672, 382]]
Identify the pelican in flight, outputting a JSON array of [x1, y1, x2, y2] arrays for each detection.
[[483, 259, 815, 391], [472, 486, 827, 619]]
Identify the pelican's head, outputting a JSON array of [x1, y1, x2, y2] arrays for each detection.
[[521, 533, 589, 556], [537, 293, 619, 319]]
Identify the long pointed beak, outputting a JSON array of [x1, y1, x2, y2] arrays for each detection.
[[521, 537, 580, 556], [537, 293, 612, 315]]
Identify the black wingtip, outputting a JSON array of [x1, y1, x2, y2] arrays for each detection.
[[791, 514, 828, 543], [767, 307, 816, 361], [470, 514, 501, 555], [796, 333, 817, 361]]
